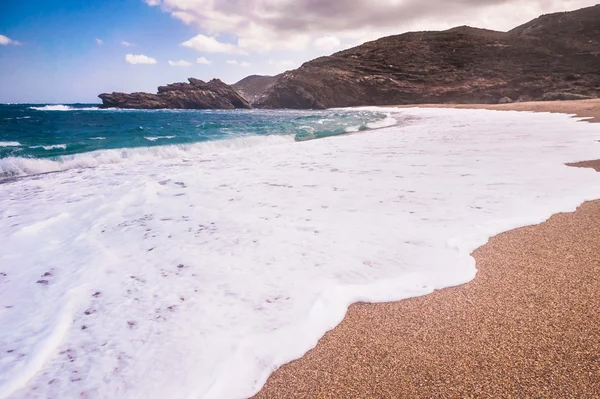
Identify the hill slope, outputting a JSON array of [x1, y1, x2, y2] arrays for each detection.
[[232, 75, 281, 104], [256, 5, 600, 109], [510, 4, 600, 53]]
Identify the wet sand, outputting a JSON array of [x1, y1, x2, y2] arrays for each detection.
[[253, 101, 600, 399], [394, 98, 600, 123]]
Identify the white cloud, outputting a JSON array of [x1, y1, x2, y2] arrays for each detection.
[[121, 41, 135, 47], [95, 38, 103, 45], [168, 59, 192, 67], [314, 36, 341, 51], [0, 35, 21, 46], [235, 25, 311, 53], [125, 54, 157, 64], [268, 60, 296, 68], [148, 0, 598, 55], [226, 60, 251, 67], [180, 34, 246, 54], [172, 11, 196, 24], [196, 56, 212, 64]]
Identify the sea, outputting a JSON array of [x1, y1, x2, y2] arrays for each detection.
[[0, 104, 396, 179], [1, 104, 600, 399]]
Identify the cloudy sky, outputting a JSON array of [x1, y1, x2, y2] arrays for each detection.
[[0, 0, 597, 103]]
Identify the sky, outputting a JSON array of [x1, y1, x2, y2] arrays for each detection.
[[0, 0, 597, 103]]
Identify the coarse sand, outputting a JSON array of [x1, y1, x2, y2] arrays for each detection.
[[253, 101, 600, 399]]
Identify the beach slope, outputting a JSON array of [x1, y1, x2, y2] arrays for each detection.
[[394, 98, 600, 123], [253, 102, 600, 398]]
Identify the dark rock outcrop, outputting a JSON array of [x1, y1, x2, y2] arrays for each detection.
[[255, 5, 600, 109], [99, 78, 251, 109], [232, 74, 281, 105]]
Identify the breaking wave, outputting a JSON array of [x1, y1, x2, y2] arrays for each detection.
[[0, 141, 22, 147], [0, 134, 294, 180], [30, 144, 67, 150], [29, 105, 100, 111], [144, 136, 176, 141], [295, 113, 399, 141]]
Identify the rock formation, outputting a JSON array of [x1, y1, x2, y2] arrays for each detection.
[[254, 5, 600, 109], [232, 74, 281, 104], [99, 78, 251, 109]]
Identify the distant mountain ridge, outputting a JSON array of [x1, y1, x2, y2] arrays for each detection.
[[253, 4, 600, 109]]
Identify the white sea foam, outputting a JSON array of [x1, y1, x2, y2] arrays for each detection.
[[144, 136, 176, 141], [29, 105, 75, 111], [344, 125, 362, 132], [0, 141, 21, 147], [344, 113, 398, 132], [1, 108, 600, 399], [89, 137, 106, 140], [366, 114, 399, 129], [30, 144, 67, 151], [29, 105, 100, 111], [0, 134, 294, 179]]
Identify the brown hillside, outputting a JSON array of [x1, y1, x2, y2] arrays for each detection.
[[256, 5, 600, 109], [232, 74, 281, 104]]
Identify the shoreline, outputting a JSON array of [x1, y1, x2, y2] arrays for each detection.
[[253, 101, 600, 398], [393, 98, 600, 123]]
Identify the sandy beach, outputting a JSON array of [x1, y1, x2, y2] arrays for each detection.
[[393, 98, 600, 123], [254, 100, 600, 398]]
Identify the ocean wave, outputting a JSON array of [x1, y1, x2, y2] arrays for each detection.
[[144, 136, 176, 141], [0, 134, 293, 179], [90, 137, 106, 140], [30, 144, 67, 150], [365, 115, 399, 129], [0, 141, 21, 147], [26, 105, 209, 113], [345, 115, 399, 133], [296, 113, 399, 141], [29, 105, 76, 111], [29, 105, 100, 111]]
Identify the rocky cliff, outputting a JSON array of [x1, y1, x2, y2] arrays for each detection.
[[255, 5, 600, 109], [98, 78, 251, 109], [232, 74, 281, 104]]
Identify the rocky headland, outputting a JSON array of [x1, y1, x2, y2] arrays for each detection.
[[254, 5, 600, 109], [98, 78, 250, 109]]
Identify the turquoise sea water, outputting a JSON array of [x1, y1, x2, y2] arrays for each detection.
[[0, 104, 394, 179]]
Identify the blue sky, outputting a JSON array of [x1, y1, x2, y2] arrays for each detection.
[[0, 0, 312, 103], [0, 0, 596, 103]]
